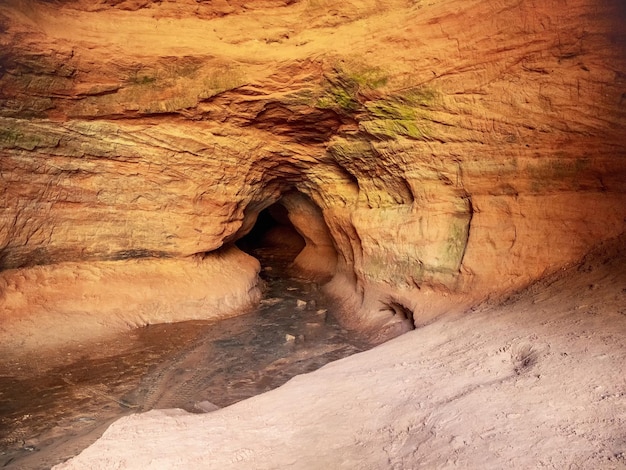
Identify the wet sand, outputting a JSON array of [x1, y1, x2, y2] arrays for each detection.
[[0, 247, 369, 469]]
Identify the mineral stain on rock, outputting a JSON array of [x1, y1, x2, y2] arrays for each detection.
[[0, 0, 625, 468]]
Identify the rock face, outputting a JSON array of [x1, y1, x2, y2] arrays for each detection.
[[1, 0, 626, 348], [0, 247, 261, 351]]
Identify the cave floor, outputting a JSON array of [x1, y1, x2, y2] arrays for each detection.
[[0, 248, 370, 470], [54, 234, 626, 470]]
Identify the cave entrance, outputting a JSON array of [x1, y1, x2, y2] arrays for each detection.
[[237, 192, 339, 283], [236, 202, 306, 269]]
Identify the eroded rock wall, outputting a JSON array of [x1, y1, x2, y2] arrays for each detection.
[[0, 247, 262, 351], [1, 0, 625, 346]]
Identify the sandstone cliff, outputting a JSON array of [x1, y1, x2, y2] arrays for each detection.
[[1, 0, 625, 349]]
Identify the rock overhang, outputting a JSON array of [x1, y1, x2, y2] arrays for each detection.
[[1, 0, 626, 347]]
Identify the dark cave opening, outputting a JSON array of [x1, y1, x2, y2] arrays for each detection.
[[236, 202, 306, 265], [236, 191, 339, 283]]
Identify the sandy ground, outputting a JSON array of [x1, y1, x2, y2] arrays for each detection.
[[53, 234, 626, 469]]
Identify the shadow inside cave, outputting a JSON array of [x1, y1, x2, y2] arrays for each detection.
[[236, 201, 306, 266]]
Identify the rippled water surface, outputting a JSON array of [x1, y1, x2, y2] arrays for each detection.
[[0, 247, 370, 469]]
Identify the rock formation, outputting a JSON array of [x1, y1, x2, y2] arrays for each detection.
[[1, 0, 626, 351]]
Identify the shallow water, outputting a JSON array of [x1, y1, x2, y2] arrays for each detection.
[[0, 247, 370, 469]]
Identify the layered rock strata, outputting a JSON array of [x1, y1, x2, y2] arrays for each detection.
[[1, 0, 626, 349]]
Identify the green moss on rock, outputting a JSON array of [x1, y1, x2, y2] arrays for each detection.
[[316, 63, 388, 113], [0, 121, 60, 150], [361, 88, 437, 140]]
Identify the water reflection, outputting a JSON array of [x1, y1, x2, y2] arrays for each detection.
[[0, 247, 369, 469]]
